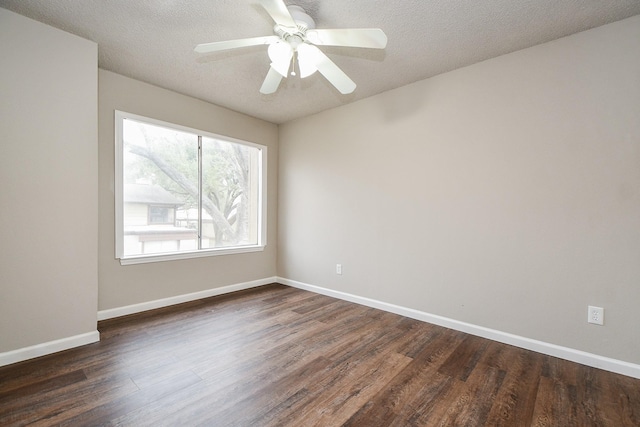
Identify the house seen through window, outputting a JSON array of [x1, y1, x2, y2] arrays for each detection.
[[115, 111, 266, 263]]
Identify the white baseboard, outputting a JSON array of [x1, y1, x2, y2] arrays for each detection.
[[277, 276, 640, 380], [0, 330, 100, 368], [97, 277, 278, 321]]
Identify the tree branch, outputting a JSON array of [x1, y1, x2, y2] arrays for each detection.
[[126, 143, 238, 241]]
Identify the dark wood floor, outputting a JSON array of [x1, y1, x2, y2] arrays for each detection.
[[1, 284, 639, 426]]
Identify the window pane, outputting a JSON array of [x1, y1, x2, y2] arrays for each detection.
[[116, 111, 266, 263], [201, 136, 260, 249], [122, 119, 199, 256]]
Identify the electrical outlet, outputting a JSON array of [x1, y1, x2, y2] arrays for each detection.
[[336, 264, 342, 275], [588, 306, 604, 325]]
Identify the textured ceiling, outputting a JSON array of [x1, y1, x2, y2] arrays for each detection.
[[2, 0, 639, 124]]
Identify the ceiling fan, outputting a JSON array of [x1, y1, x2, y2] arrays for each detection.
[[194, 0, 387, 95]]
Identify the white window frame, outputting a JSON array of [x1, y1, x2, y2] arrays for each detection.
[[115, 110, 267, 265]]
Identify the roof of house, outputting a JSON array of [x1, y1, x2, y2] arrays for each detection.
[[124, 184, 184, 206]]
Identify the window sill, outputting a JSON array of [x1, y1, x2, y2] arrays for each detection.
[[118, 245, 265, 265]]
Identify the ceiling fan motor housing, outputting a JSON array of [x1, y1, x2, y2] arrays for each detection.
[[287, 5, 316, 31]]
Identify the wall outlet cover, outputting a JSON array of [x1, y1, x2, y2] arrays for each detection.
[[588, 306, 604, 325]]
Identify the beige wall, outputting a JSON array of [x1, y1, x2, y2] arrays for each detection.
[[278, 15, 640, 364], [98, 70, 278, 310], [0, 9, 98, 352]]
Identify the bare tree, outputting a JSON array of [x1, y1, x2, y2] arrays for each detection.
[[127, 143, 242, 243]]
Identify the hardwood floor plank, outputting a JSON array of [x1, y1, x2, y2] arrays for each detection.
[[1, 374, 138, 426], [575, 363, 639, 426], [114, 307, 358, 425], [436, 365, 507, 426], [543, 353, 580, 387], [220, 317, 424, 425], [265, 318, 428, 426], [615, 372, 640, 426], [343, 362, 451, 426], [395, 323, 447, 359], [437, 334, 490, 381], [0, 340, 118, 394], [531, 376, 561, 426], [107, 354, 299, 427], [342, 328, 465, 425], [484, 349, 543, 426], [309, 352, 413, 426], [194, 356, 339, 426], [274, 351, 413, 426], [290, 293, 338, 314], [0, 369, 86, 407], [57, 370, 202, 426], [0, 284, 638, 426]]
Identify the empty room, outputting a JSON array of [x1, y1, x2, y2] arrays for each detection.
[[1, 0, 639, 425]]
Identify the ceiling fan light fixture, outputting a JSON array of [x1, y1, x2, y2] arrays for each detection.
[[268, 41, 293, 77], [297, 43, 319, 78]]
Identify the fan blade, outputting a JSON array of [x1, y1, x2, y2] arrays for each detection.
[[268, 41, 293, 77], [260, 67, 284, 94], [307, 45, 356, 94], [259, 0, 297, 30], [194, 35, 279, 53], [306, 28, 387, 49]]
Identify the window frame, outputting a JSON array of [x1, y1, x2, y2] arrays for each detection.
[[115, 110, 267, 265]]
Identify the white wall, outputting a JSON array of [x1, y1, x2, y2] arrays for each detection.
[[278, 15, 640, 365], [0, 9, 98, 355], [98, 70, 278, 310]]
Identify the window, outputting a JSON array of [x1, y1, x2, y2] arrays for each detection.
[[115, 111, 266, 264], [149, 206, 174, 224]]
